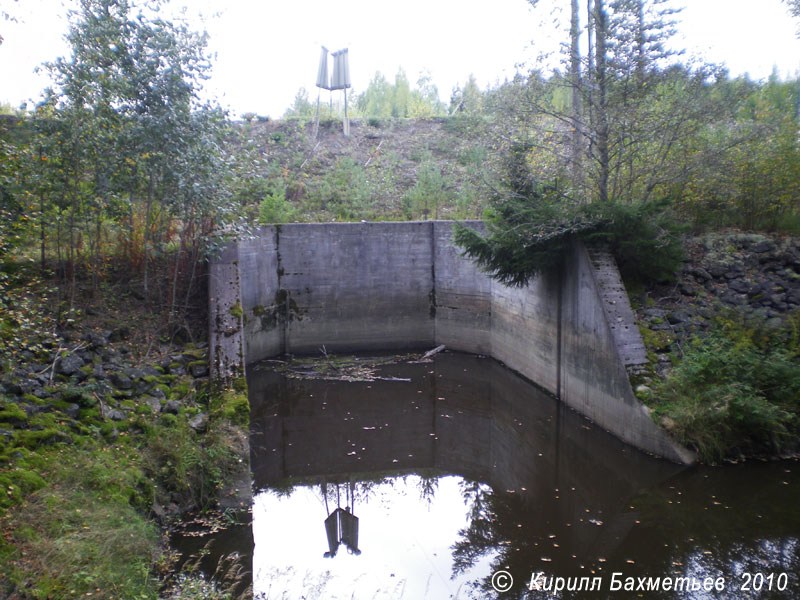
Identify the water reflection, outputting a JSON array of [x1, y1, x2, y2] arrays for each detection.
[[247, 352, 800, 599]]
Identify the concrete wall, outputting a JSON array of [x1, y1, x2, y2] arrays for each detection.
[[210, 221, 694, 463]]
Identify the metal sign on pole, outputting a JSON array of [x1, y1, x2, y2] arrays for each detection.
[[313, 46, 351, 137], [313, 47, 329, 139]]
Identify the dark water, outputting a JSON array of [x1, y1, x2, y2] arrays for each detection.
[[181, 352, 800, 599]]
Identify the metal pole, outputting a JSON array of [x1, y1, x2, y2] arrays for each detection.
[[343, 88, 350, 136]]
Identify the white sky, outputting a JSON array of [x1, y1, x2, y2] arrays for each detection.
[[1, 0, 799, 119]]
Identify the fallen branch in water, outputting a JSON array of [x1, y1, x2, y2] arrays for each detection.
[[422, 345, 446, 359]]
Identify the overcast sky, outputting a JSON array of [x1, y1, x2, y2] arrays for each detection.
[[2, 0, 799, 119]]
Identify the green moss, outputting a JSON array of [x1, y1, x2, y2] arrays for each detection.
[[61, 385, 96, 407], [160, 413, 178, 427], [0, 404, 28, 424], [78, 407, 102, 423], [232, 376, 247, 394], [17, 428, 69, 450], [229, 301, 243, 319], [0, 468, 46, 509], [172, 381, 191, 398], [182, 347, 207, 360], [638, 325, 675, 353], [210, 386, 249, 426]]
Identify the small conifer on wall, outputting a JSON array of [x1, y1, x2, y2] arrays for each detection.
[[454, 143, 685, 288]]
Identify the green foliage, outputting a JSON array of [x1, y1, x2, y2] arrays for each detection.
[[650, 310, 800, 463], [675, 74, 800, 231], [402, 156, 452, 220], [210, 387, 249, 426], [258, 188, 295, 224], [454, 170, 684, 287], [354, 69, 446, 118], [581, 198, 686, 283], [450, 74, 484, 114], [1, 444, 160, 598], [308, 157, 374, 220]]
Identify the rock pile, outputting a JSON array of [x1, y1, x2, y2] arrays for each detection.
[[634, 232, 800, 378]]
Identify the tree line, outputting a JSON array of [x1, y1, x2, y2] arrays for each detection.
[[455, 0, 800, 285], [2, 0, 800, 318], [1, 0, 238, 337]]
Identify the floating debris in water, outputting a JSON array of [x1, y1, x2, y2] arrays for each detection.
[[275, 351, 421, 382]]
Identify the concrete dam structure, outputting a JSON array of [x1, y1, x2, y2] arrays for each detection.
[[209, 221, 695, 464]]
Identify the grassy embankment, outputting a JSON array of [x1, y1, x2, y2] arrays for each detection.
[[643, 309, 800, 464], [0, 264, 249, 599]]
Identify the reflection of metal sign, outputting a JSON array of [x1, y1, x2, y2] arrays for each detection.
[[315, 47, 350, 90], [330, 49, 351, 90]]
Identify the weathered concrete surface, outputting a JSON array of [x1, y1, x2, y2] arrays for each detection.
[[431, 221, 492, 355], [559, 244, 696, 464], [587, 247, 648, 367], [208, 242, 245, 380], [210, 221, 694, 463]]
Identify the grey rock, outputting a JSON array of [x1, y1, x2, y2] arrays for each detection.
[[18, 378, 41, 395], [33, 387, 50, 400], [708, 264, 728, 278], [65, 403, 80, 419], [101, 404, 126, 421], [92, 363, 107, 379], [728, 279, 750, 294], [164, 400, 181, 414], [2, 380, 22, 395], [724, 270, 743, 280], [150, 387, 167, 400], [667, 311, 691, 325], [55, 353, 84, 376], [141, 365, 162, 377], [189, 362, 209, 378], [109, 371, 133, 390], [768, 293, 786, 306], [720, 292, 746, 306], [83, 330, 108, 349], [754, 240, 777, 254], [145, 397, 162, 413], [108, 326, 130, 342], [169, 364, 186, 376], [188, 412, 208, 432], [123, 367, 146, 380]]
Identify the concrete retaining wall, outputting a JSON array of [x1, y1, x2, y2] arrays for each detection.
[[210, 221, 694, 464]]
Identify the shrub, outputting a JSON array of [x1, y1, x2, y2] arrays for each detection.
[[258, 188, 295, 224], [650, 310, 800, 462]]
